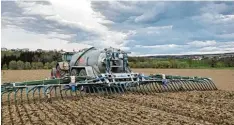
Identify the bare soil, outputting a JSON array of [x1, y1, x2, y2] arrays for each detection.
[[1, 70, 50, 83], [2, 92, 234, 125], [1, 69, 234, 125]]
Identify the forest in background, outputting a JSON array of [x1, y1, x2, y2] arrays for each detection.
[[128, 57, 234, 69], [1, 51, 61, 70], [1, 50, 234, 70]]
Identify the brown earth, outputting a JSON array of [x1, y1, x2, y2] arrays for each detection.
[[1, 69, 234, 125], [1, 70, 50, 83], [1, 92, 234, 125]]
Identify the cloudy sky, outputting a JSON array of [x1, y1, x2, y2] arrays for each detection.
[[1, 1, 234, 55]]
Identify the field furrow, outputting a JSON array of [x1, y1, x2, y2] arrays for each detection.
[[157, 91, 234, 110], [39, 102, 71, 125], [101, 96, 211, 125], [111, 94, 234, 124], [82, 97, 144, 125], [2, 69, 234, 124]]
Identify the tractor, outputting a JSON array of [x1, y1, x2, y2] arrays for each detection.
[[1, 47, 217, 104]]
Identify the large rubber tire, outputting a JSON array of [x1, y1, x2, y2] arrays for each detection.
[[79, 69, 87, 76], [51, 68, 57, 79], [71, 69, 78, 76], [56, 65, 66, 78]]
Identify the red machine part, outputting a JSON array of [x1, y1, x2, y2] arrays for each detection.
[[79, 57, 84, 63], [51, 68, 61, 78]]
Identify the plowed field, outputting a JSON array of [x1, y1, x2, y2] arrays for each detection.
[[1, 69, 234, 125]]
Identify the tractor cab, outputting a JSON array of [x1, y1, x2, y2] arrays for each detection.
[[51, 52, 76, 78], [62, 52, 75, 62]]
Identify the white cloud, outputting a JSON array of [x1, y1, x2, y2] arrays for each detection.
[[219, 41, 234, 48], [108, 1, 142, 14], [135, 44, 179, 49], [146, 25, 172, 34], [17, 2, 55, 16], [193, 13, 234, 25], [199, 47, 217, 52], [187, 40, 217, 47], [200, 3, 228, 14], [183, 41, 234, 54], [2, 0, 132, 50], [217, 33, 234, 39], [2, 1, 234, 55], [130, 25, 173, 36], [146, 25, 173, 30], [1, 27, 91, 51], [47, 32, 76, 39], [46, 0, 129, 48], [134, 2, 165, 23], [128, 51, 142, 57], [133, 40, 234, 55]]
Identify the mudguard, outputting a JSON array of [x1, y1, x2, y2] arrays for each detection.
[[58, 62, 69, 70]]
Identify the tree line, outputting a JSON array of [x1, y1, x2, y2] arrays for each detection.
[[128, 56, 234, 69], [1, 51, 61, 70], [1, 50, 234, 70], [2, 60, 58, 70]]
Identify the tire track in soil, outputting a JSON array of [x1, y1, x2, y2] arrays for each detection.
[[112, 94, 233, 125], [39, 101, 70, 125]]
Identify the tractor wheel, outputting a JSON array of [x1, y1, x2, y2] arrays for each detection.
[[51, 68, 57, 79], [71, 69, 78, 76], [79, 69, 87, 76], [56, 65, 66, 78]]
